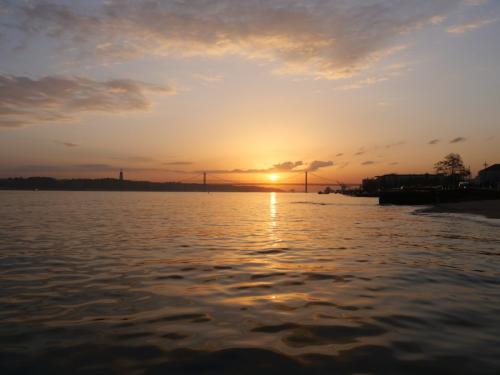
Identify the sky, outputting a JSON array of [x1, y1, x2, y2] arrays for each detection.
[[0, 0, 499, 184]]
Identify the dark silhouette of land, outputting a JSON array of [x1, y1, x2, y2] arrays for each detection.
[[0, 177, 283, 193]]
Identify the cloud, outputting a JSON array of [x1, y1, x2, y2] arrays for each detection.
[[199, 160, 332, 174], [464, 0, 490, 6], [307, 160, 333, 172], [354, 151, 365, 156], [450, 136, 466, 143], [0, 74, 174, 127], [385, 141, 405, 149], [447, 18, 498, 34], [7, 163, 118, 173], [361, 160, 376, 165], [338, 75, 390, 90], [338, 162, 349, 169], [75, 164, 117, 171], [428, 139, 440, 145], [430, 15, 446, 24], [163, 161, 193, 166], [4, 0, 461, 80], [110, 155, 156, 163], [192, 74, 223, 83], [389, 161, 399, 165], [273, 161, 303, 171], [336, 153, 344, 157], [200, 161, 303, 174], [2, 159, 335, 177], [338, 62, 415, 90], [53, 140, 78, 147], [0, 163, 183, 177]]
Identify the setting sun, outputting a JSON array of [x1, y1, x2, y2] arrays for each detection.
[[268, 173, 279, 182]]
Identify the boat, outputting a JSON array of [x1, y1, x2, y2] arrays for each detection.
[[318, 187, 333, 194]]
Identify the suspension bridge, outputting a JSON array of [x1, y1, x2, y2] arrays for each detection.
[[170, 171, 359, 192]]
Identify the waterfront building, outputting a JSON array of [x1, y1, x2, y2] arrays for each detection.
[[478, 164, 500, 188], [362, 173, 446, 192]]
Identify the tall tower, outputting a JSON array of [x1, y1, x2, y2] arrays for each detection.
[[119, 169, 124, 181]]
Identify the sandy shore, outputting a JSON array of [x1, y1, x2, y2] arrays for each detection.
[[419, 199, 500, 219]]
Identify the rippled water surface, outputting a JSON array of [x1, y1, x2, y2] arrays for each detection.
[[1, 191, 500, 374]]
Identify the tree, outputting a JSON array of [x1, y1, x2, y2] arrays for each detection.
[[434, 153, 467, 176], [434, 153, 466, 176], [434, 153, 470, 188]]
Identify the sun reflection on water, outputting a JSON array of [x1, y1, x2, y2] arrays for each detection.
[[269, 192, 278, 245], [269, 192, 277, 222]]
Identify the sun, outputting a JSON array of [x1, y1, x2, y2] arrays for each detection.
[[268, 173, 279, 182]]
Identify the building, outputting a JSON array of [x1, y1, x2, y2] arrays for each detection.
[[363, 173, 445, 192], [119, 169, 124, 181], [362, 178, 380, 193], [478, 164, 500, 188]]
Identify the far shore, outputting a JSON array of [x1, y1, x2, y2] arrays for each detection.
[[419, 199, 500, 220]]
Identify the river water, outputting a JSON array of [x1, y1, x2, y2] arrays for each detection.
[[1, 191, 499, 374]]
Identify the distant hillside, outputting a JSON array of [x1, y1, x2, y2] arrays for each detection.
[[0, 177, 282, 193]]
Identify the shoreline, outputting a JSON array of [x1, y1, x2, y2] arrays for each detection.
[[418, 199, 500, 220]]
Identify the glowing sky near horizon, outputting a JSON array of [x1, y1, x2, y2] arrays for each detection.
[[0, 0, 499, 183]]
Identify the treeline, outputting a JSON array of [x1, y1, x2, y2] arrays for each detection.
[[0, 177, 280, 193]]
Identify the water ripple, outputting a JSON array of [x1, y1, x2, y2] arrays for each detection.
[[1, 191, 499, 373]]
